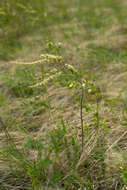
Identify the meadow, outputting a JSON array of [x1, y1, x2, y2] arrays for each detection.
[[0, 0, 127, 189]]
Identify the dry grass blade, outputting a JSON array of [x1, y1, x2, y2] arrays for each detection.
[[106, 131, 127, 152]]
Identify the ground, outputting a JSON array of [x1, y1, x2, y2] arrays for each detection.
[[0, 0, 127, 189]]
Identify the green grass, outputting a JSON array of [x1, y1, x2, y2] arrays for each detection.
[[0, 0, 127, 189]]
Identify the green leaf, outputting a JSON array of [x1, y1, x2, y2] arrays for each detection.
[[38, 157, 53, 167], [23, 138, 44, 151], [0, 95, 6, 107]]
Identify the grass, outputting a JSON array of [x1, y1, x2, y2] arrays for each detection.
[[0, 0, 127, 189]]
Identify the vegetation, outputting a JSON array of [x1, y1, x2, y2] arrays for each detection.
[[0, 0, 127, 189]]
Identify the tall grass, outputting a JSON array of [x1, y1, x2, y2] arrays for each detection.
[[1, 0, 127, 189], [1, 0, 127, 60], [0, 48, 124, 189], [0, 0, 46, 59]]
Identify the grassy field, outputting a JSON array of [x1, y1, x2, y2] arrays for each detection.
[[0, 0, 127, 189]]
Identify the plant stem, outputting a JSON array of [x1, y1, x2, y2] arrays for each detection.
[[80, 87, 84, 152], [96, 98, 100, 129]]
